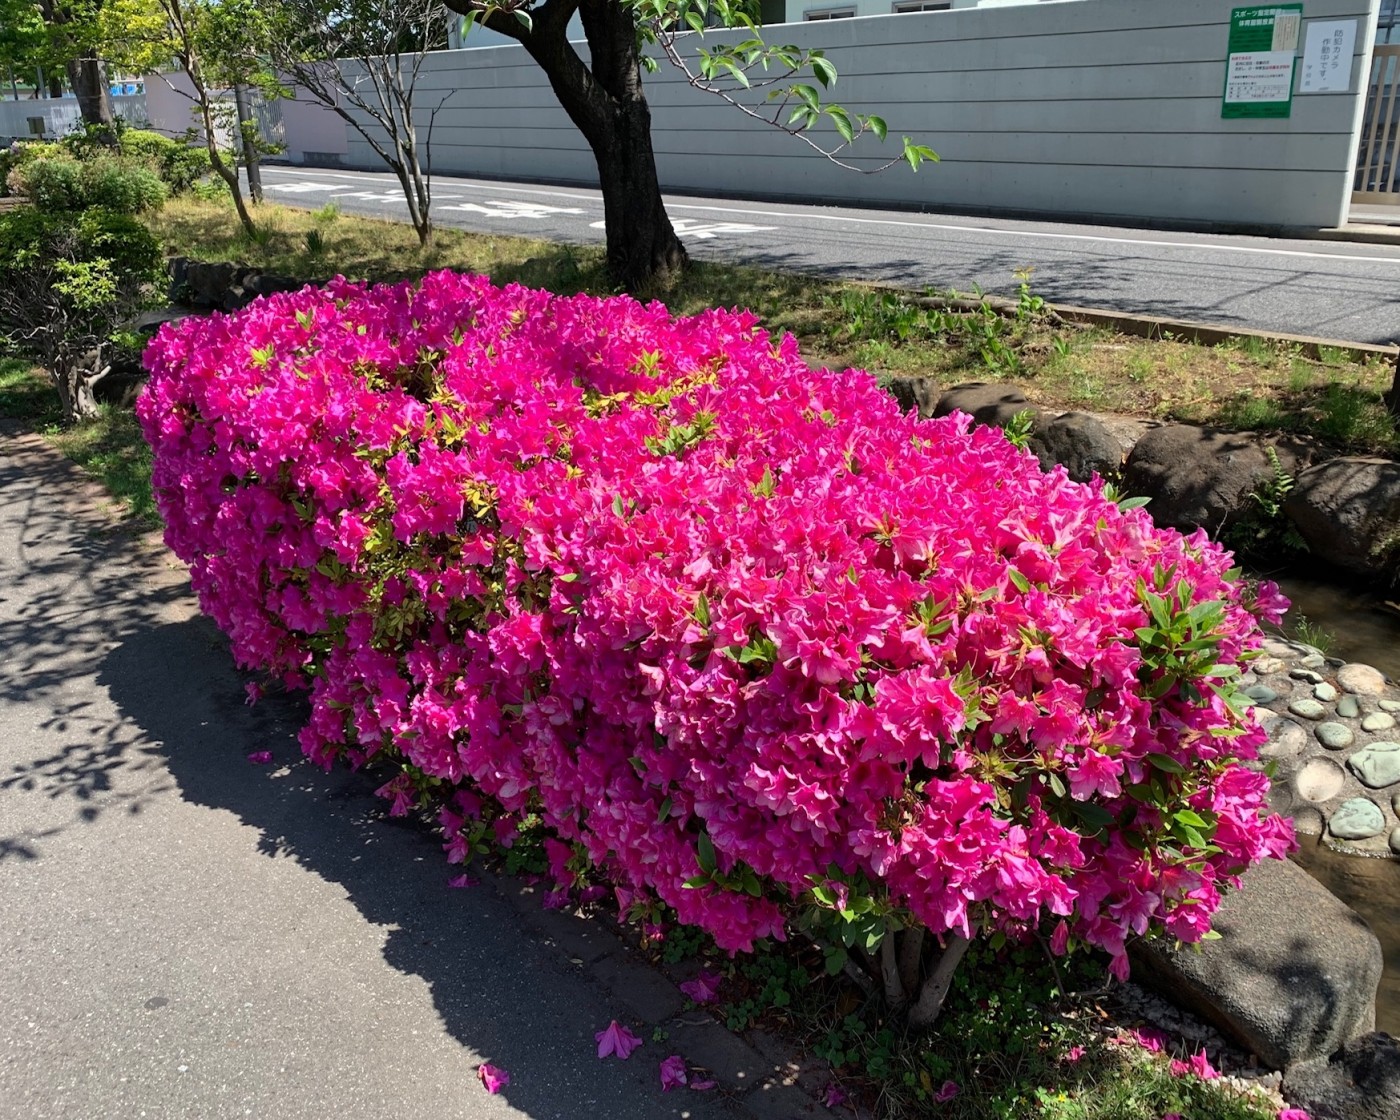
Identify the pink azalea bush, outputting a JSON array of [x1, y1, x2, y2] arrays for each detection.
[[138, 272, 1294, 980]]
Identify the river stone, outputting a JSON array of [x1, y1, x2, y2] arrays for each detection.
[[1120, 426, 1314, 535], [1284, 1032, 1400, 1120], [1361, 712, 1397, 732], [1313, 682, 1339, 703], [1381, 699, 1400, 713], [1260, 716, 1307, 760], [1338, 695, 1362, 719], [1330, 799, 1387, 840], [1300, 653, 1327, 669], [1347, 742, 1400, 789], [1028, 411, 1124, 483], [1283, 457, 1400, 578], [1129, 857, 1381, 1069], [1253, 655, 1288, 676], [932, 383, 1042, 432], [1293, 805, 1325, 835], [1337, 663, 1388, 696], [1392, 829, 1400, 856], [1290, 668, 1324, 684], [1295, 758, 1347, 802], [1245, 684, 1279, 703], [1316, 722, 1355, 750], [1288, 698, 1328, 720]]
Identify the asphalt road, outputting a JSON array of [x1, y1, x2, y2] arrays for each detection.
[[257, 164, 1400, 345]]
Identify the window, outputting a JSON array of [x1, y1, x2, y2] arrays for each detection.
[[892, 1, 951, 11], [804, 7, 856, 19]]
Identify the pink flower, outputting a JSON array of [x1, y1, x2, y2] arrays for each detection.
[[934, 1080, 959, 1103], [1131, 1026, 1169, 1053], [244, 681, 263, 706], [478, 1063, 509, 1094], [823, 1082, 848, 1107], [679, 971, 721, 1004], [1277, 1110, 1310, 1120], [659, 1054, 687, 1091], [246, 750, 274, 765], [595, 1020, 642, 1060], [447, 873, 479, 888], [1063, 1045, 1085, 1063]]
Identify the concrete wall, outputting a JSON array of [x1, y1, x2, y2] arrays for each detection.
[[282, 0, 1384, 230], [0, 95, 147, 143]]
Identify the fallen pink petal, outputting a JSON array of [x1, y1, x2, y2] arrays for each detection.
[[823, 1081, 848, 1107], [659, 1055, 687, 1091], [934, 1080, 960, 1103], [478, 1063, 510, 1094], [678, 970, 722, 1004], [1132, 1026, 1169, 1053], [1277, 1110, 1311, 1120], [246, 751, 274, 765], [1189, 1050, 1219, 1080], [689, 1078, 717, 1091], [595, 1020, 642, 1060], [1063, 1045, 1086, 1063], [446, 874, 479, 889]]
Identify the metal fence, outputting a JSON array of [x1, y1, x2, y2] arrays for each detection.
[[1354, 45, 1400, 201], [0, 95, 149, 144]]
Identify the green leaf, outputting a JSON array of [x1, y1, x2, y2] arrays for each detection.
[[792, 83, 820, 110], [810, 54, 837, 87], [513, 9, 532, 31], [1145, 752, 1187, 775], [1007, 568, 1031, 594], [1174, 809, 1211, 829], [656, 796, 673, 824], [682, 874, 711, 890], [697, 831, 717, 874], [694, 591, 711, 628], [612, 493, 626, 517], [827, 106, 855, 144], [866, 114, 887, 141]]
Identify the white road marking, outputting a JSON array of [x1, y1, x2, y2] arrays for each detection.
[[265, 181, 347, 194], [589, 218, 777, 240], [260, 167, 1400, 266], [440, 199, 586, 220]]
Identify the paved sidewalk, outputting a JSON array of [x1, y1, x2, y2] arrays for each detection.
[[0, 428, 798, 1119]]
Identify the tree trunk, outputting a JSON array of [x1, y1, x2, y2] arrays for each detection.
[[908, 933, 972, 1029], [594, 98, 686, 292], [233, 84, 263, 204], [516, 0, 687, 292], [1385, 349, 1400, 418], [65, 53, 115, 139]]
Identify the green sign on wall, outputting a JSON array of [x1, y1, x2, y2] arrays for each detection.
[[1222, 4, 1304, 118]]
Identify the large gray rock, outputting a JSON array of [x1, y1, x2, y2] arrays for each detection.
[[1283, 457, 1400, 578], [1129, 856, 1382, 1069], [170, 256, 308, 312], [932, 383, 1043, 432], [1283, 1033, 1400, 1120], [1121, 425, 1314, 535], [1029, 411, 1123, 483], [884, 376, 938, 418]]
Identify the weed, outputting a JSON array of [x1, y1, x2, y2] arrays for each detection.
[[1003, 408, 1038, 450], [311, 200, 341, 223], [304, 228, 326, 256], [1290, 613, 1334, 655], [1014, 266, 1046, 323]]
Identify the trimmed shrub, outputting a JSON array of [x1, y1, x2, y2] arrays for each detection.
[[138, 274, 1294, 980], [119, 129, 212, 194], [9, 150, 167, 214], [0, 207, 163, 421]]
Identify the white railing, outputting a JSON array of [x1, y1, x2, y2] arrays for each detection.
[[0, 95, 148, 144]]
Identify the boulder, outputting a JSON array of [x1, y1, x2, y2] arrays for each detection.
[[1282, 1033, 1400, 1120], [169, 256, 307, 312], [932, 382, 1043, 432], [1283, 457, 1400, 578], [1129, 856, 1382, 1069], [1121, 425, 1314, 535], [884, 376, 938, 418], [1029, 411, 1123, 483]]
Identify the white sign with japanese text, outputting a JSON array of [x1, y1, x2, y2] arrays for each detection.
[[1224, 50, 1296, 103], [1299, 19, 1357, 93]]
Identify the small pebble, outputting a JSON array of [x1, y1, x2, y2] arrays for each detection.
[[1391, 829, 1400, 857], [1381, 699, 1400, 714], [1361, 712, 1397, 733], [1245, 685, 1279, 703], [1337, 695, 1361, 719], [1290, 668, 1324, 684], [1288, 698, 1327, 720], [1300, 653, 1327, 669], [1316, 722, 1354, 750], [1329, 798, 1387, 841], [1337, 663, 1388, 695], [1313, 682, 1338, 703], [1253, 656, 1287, 675]]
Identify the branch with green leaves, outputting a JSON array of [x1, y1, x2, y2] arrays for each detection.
[[637, 0, 937, 173]]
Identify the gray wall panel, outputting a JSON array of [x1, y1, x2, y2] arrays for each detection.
[[282, 0, 1382, 230]]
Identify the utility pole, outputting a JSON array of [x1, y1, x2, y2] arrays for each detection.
[[232, 83, 262, 203]]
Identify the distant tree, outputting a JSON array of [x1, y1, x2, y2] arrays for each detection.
[[261, 0, 452, 246]]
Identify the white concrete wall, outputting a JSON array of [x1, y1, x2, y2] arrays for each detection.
[[0, 95, 147, 142], [281, 0, 1384, 230]]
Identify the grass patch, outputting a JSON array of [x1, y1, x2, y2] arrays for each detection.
[[0, 358, 157, 526]]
